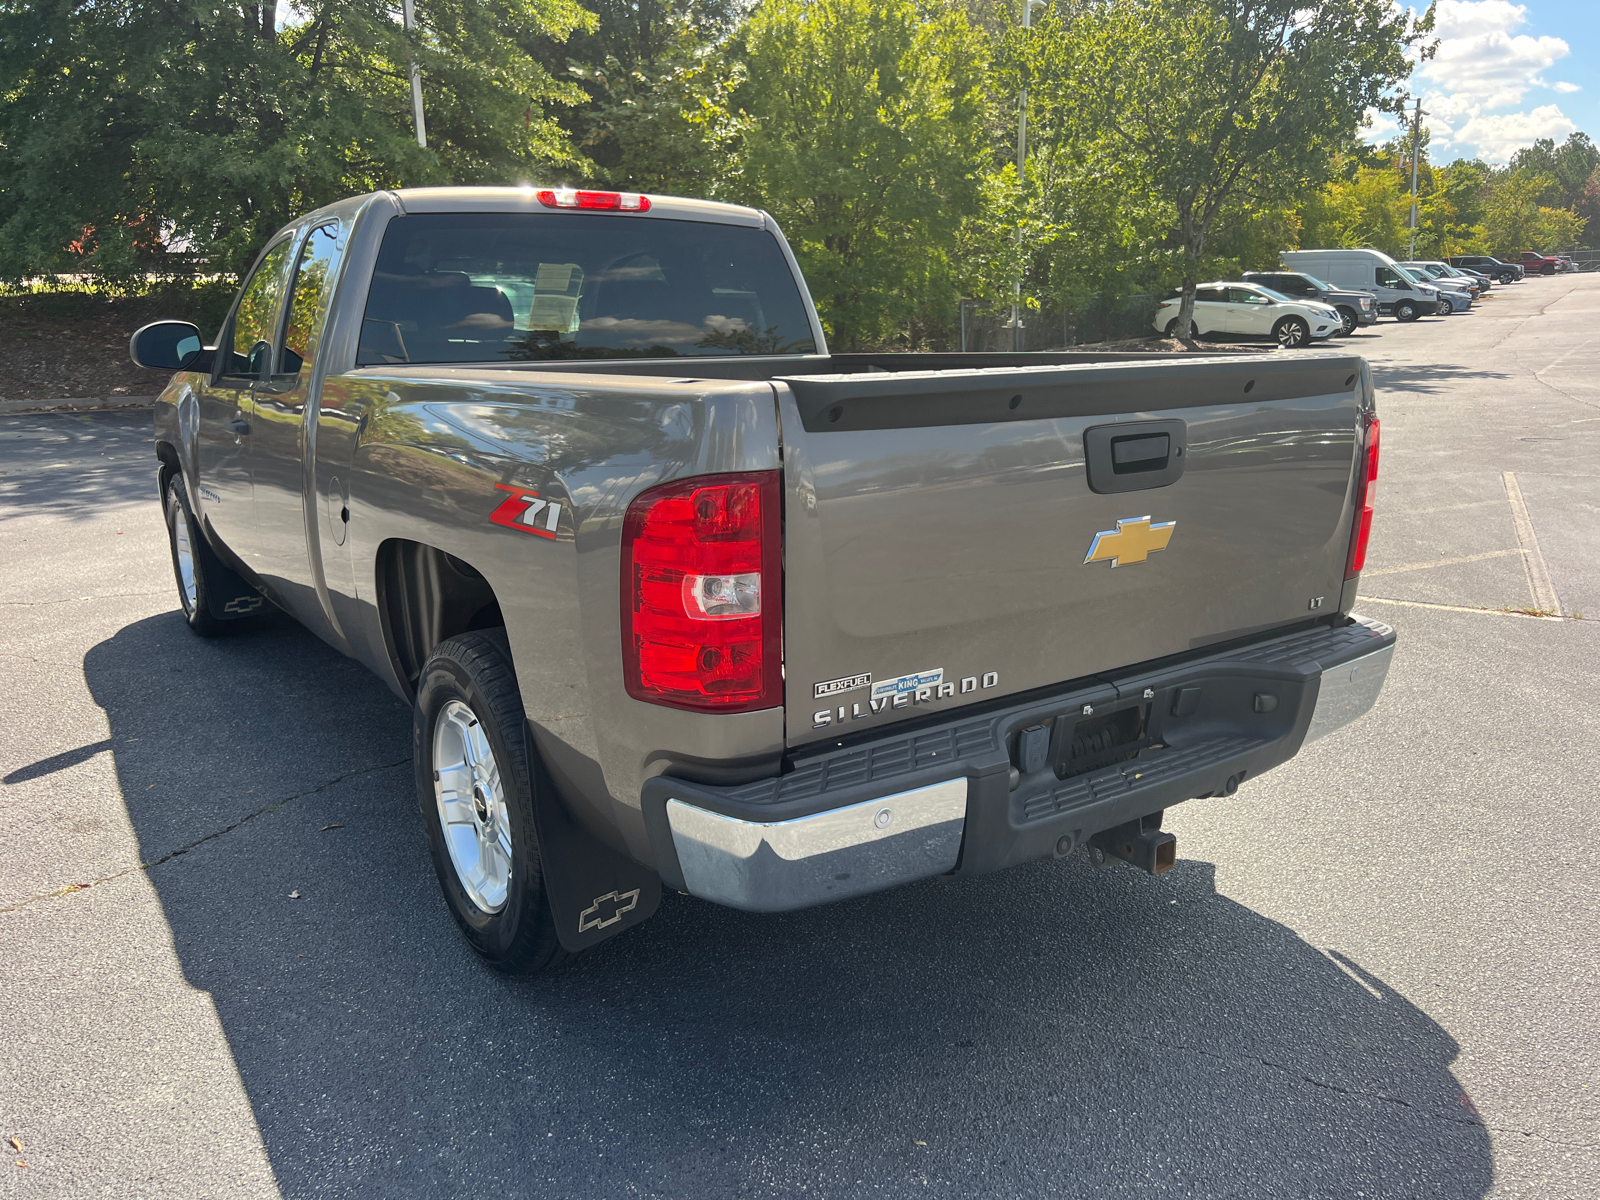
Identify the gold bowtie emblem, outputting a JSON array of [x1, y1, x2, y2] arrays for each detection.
[[1084, 516, 1176, 567]]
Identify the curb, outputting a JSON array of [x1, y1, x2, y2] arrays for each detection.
[[0, 395, 156, 417]]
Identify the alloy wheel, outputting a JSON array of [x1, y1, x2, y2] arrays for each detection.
[[433, 699, 513, 913]]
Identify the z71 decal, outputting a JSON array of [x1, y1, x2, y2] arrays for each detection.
[[490, 484, 562, 539]]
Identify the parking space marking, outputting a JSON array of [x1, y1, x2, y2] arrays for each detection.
[[1363, 548, 1524, 578], [1502, 471, 1562, 615], [1361, 596, 1569, 621]]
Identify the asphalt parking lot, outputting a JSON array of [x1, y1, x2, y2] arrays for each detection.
[[2, 274, 1597, 1199]]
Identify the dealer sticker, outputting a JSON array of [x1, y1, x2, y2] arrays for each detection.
[[871, 668, 944, 699]]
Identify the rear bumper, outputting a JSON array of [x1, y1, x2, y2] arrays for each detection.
[[644, 616, 1396, 912]]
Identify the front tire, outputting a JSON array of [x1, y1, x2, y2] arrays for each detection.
[[1273, 316, 1309, 348], [164, 474, 225, 637], [414, 630, 566, 975], [1336, 307, 1359, 336], [1437, 294, 1455, 315], [1394, 300, 1419, 322]]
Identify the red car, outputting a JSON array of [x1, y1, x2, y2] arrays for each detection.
[[1517, 251, 1560, 275]]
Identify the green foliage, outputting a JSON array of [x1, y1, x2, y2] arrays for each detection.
[[0, 0, 594, 281], [727, 0, 991, 349], [1023, 0, 1432, 328]]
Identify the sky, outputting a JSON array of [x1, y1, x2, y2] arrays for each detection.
[[1364, 0, 1600, 163]]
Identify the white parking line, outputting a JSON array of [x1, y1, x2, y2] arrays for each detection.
[[1363, 548, 1524, 578], [1361, 597, 1568, 620], [1501, 472, 1562, 615]]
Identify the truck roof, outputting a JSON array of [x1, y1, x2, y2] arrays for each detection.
[[384, 186, 769, 228]]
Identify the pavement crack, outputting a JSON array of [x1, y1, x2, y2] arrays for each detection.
[[1143, 1035, 1599, 1147], [0, 757, 409, 915], [0, 591, 169, 606]]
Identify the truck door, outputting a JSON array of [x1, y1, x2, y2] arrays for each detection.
[[250, 221, 346, 636], [193, 238, 295, 561]]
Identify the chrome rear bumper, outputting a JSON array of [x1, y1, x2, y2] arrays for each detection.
[[646, 616, 1396, 913], [666, 779, 968, 912], [1302, 638, 1394, 744]]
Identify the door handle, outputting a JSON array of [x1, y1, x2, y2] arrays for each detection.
[[228, 418, 251, 442]]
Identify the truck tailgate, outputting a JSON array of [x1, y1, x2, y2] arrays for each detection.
[[777, 355, 1370, 746]]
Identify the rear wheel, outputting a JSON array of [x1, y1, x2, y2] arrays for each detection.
[[415, 630, 566, 975], [1164, 318, 1199, 338], [1394, 300, 1419, 322], [1273, 316, 1309, 348], [163, 474, 225, 637], [1336, 307, 1359, 336]]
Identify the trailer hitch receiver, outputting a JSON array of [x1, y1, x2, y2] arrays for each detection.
[[1090, 818, 1177, 876]]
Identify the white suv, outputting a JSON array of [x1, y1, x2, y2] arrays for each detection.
[[1155, 282, 1340, 347]]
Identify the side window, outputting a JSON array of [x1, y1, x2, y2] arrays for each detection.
[[1284, 277, 1313, 294], [1194, 287, 1226, 303], [1228, 287, 1267, 304], [222, 240, 294, 379], [277, 223, 341, 379], [1374, 267, 1401, 288]]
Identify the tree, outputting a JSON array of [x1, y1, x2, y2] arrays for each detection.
[[727, 0, 991, 348], [1027, 0, 1432, 337], [0, 0, 593, 281], [1298, 161, 1410, 255]]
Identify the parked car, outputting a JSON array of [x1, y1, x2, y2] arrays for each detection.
[[1516, 251, 1560, 275], [1241, 270, 1377, 335], [1154, 281, 1339, 346], [1403, 261, 1489, 295], [1282, 249, 1441, 321], [1450, 255, 1523, 283], [1396, 262, 1477, 312], [1555, 255, 1579, 274], [128, 185, 1394, 971]]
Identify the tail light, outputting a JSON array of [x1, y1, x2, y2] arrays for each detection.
[[535, 188, 651, 212], [1345, 415, 1379, 578], [621, 472, 782, 712]]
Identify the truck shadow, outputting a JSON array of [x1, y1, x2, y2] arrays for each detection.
[[80, 613, 1492, 1199]]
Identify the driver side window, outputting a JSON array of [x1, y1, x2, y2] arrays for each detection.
[[1374, 266, 1405, 289], [221, 240, 294, 380]]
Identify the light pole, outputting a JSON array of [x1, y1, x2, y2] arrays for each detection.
[[1406, 96, 1424, 260], [402, 0, 427, 149], [1009, 0, 1045, 351]]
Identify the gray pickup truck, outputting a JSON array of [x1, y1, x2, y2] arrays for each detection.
[[132, 186, 1394, 973]]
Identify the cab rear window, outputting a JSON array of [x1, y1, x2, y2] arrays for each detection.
[[356, 213, 817, 365]]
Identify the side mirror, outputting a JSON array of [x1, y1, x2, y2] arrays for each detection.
[[130, 320, 207, 371]]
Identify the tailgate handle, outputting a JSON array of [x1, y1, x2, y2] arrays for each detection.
[[1084, 420, 1187, 494]]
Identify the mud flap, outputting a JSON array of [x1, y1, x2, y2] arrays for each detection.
[[525, 722, 662, 953], [199, 546, 268, 621]]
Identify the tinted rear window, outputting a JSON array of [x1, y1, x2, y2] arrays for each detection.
[[357, 213, 817, 365]]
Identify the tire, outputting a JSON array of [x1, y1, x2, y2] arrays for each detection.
[[1394, 300, 1419, 322], [1273, 316, 1309, 348], [164, 473, 226, 637], [1542, 264, 1555, 275], [414, 630, 567, 975], [1164, 318, 1199, 338], [1335, 307, 1359, 336], [1499, 273, 1515, 285], [1437, 294, 1455, 315]]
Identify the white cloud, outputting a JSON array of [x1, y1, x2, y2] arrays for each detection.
[[1361, 107, 1402, 143], [1418, 0, 1569, 112], [1551, 81, 1581, 94], [1452, 105, 1578, 162]]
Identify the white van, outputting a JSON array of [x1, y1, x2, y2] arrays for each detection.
[[1281, 249, 1440, 322]]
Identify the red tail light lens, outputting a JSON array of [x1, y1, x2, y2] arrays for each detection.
[[535, 188, 651, 212], [621, 472, 782, 712], [1345, 415, 1379, 578]]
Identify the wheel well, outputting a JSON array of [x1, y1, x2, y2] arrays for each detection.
[[155, 441, 180, 494], [376, 539, 505, 694]]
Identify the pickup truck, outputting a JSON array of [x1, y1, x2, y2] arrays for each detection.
[[131, 186, 1395, 974], [1515, 251, 1560, 276]]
